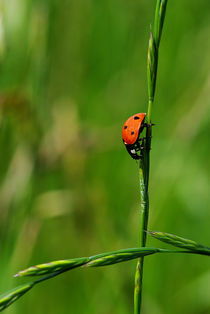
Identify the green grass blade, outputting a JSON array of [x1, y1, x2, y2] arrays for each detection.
[[15, 248, 164, 277], [86, 248, 159, 267], [0, 249, 160, 312], [147, 31, 157, 102], [16, 246, 209, 279], [15, 257, 89, 277], [138, 1, 169, 313], [1, 245, 208, 312], [0, 282, 34, 312], [149, 231, 210, 255], [147, 0, 168, 116], [154, 0, 168, 47]]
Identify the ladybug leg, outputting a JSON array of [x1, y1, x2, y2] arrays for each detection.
[[135, 138, 144, 158], [140, 137, 146, 152], [143, 123, 155, 127], [140, 136, 151, 152], [126, 144, 141, 160], [135, 141, 144, 159], [138, 137, 145, 148], [142, 135, 152, 141], [135, 141, 141, 152], [141, 123, 155, 129]]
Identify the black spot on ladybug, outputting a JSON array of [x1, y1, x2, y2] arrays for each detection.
[[131, 131, 134, 135], [124, 126, 127, 129], [134, 116, 140, 120]]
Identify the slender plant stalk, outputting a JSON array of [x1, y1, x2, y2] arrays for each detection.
[[134, 1, 168, 313], [149, 231, 210, 254], [134, 163, 148, 312], [1, 247, 208, 313], [15, 247, 173, 278]]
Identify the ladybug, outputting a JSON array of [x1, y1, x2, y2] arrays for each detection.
[[122, 113, 146, 159]]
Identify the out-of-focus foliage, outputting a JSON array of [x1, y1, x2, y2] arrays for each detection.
[[0, 1, 209, 313]]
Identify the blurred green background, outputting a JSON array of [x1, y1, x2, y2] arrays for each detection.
[[0, 0, 210, 313]]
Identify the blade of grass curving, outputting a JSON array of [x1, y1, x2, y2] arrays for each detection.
[[0, 282, 34, 312], [0, 267, 83, 312], [86, 248, 159, 267], [134, 1, 168, 313], [134, 163, 149, 313], [147, 0, 168, 122], [154, 0, 168, 48], [149, 231, 210, 255], [15, 247, 180, 278], [1, 246, 208, 313], [15, 257, 89, 277], [147, 31, 157, 109]]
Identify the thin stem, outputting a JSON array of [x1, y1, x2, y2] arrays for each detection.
[[134, 152, 150, 314], [34, 267, 76, 285], [134, 258, 143, 313], [134, 100, 152, 314], [147, 99, 153, 125], [134, 0, 168, 313], [138, 163, 149, 247]]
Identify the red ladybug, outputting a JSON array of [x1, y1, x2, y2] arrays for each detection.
[[122, 113, 146, 159]]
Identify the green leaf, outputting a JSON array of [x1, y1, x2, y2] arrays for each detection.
[[154, 0, 168, 47], [86, 248, 159, 267], [15, 257, 89, 277], [0, 282, 34, 312], [147, 31, 157, 102], [149, 231, 210, 255], [15, 248, 163, 277]]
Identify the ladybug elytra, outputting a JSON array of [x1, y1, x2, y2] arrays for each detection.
[[122, 113, 146, 159]]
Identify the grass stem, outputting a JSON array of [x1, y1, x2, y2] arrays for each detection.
[[134, 1, 168, 312]]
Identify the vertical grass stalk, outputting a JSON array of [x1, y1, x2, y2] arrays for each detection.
[[134, 1, 168, 313]]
